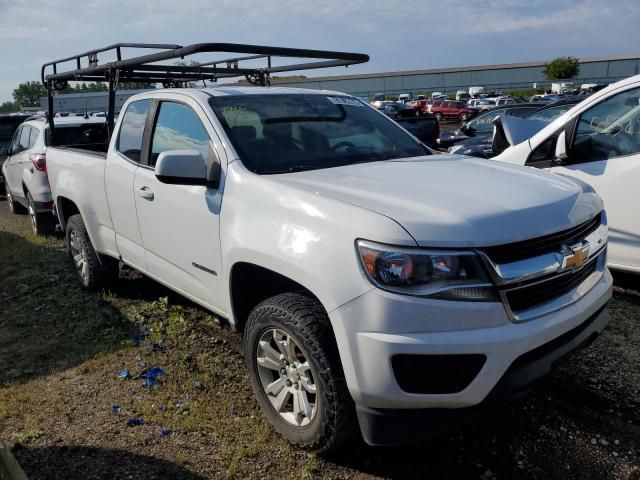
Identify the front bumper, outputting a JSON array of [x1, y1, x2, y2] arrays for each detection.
[[356, 304, 609, 446], [330, 266, 611, 410]]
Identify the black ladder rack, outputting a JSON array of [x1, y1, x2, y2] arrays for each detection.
[[42, 42, 369, 141]]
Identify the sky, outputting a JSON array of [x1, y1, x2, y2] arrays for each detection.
[[1, 0, 639, 103]]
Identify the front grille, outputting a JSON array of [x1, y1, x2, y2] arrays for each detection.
[[503, 257, 598, 313], [484, 213, 601, 264]]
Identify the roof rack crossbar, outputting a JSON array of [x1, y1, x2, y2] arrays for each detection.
[[42, 42, 369, 84]]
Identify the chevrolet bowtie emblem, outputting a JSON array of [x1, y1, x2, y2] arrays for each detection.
[[561, 242, 590, 270]]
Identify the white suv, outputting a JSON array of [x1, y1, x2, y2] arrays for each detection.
[[2, 116, 106, 235]]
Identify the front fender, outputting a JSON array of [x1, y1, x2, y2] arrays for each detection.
[[220, 161, 416, 319]]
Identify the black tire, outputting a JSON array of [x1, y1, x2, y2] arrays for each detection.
[[460, 113, 469, 122], [435, 113, 442, 121], [244, 292, 356, 452], [27, 192, 55, 236], [65, 213, 119, 289], [7, 191, 26, 215]]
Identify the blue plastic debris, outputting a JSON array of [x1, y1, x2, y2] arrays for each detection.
[[130, 323, 148, 346], [139, 367, 166, 389], [160, 428, 172, 437], [126, 418, 144, 427], [111, 404, 121, 415], [118, 370, 130, 379]]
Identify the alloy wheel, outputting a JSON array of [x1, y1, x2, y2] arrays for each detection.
[[69, 228, 89, 283], [256, 328, 318, 427], [28, 201, 37, 234]]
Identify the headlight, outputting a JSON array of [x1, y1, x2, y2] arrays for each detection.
[[356, 240, 496, 301]]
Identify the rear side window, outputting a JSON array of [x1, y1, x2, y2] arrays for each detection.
[[117, 99, 151, 162], [150, 102, 211, 167], [19, 126, 31, 151], [28, 127, 39, 148]]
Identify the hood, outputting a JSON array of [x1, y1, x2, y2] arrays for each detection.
[[269, 156, 602, 248]]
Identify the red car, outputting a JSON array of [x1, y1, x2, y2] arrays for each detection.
[[406, 99, 430, 116], [428, 100, 476, 122]]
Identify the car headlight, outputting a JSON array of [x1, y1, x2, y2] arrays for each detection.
[[356, 240, 496, 301]]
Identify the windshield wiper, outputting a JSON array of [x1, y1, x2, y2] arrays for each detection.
[[259, 164, 322, 174]]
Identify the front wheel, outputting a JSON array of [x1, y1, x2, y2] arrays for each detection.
[[27, 192, 55, 236], [244, 293, 356, 452], [66, 213, 119, 289]]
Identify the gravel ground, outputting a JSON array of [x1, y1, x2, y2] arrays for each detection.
[[0, 202, 639, 480]]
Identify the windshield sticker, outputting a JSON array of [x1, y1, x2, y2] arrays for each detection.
[[326, 96, 364, 107]]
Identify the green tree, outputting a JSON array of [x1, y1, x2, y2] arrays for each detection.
[[12, 81, 46, 108], [543, 57, 580, 80], [118, 82, 155, 90], [0, 101, 18, 113]]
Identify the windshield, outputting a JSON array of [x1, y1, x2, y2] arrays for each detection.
[[467, 109, 506, 132], [526, 105, 573, 123], [209, 94, 428, 174]]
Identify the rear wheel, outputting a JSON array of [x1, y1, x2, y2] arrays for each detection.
[[7, 191, 26, 215], [460, 113, 469, 122], [435, 113, 442, 121], [27, 192, 55, 236], [244, 292, 356, 452], [66, 213, 119, 289]]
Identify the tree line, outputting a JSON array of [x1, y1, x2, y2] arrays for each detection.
[[0, 81, 154, 113]]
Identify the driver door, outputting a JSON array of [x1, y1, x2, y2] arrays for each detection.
[[549, 86, 640, 271], [133, 97, 227, 314]]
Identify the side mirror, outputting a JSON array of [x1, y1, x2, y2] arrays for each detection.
[[555, 130, 569, 162], [155, 150, 211, 186]]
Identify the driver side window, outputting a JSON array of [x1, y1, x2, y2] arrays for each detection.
[[571, 87, 640, 163]]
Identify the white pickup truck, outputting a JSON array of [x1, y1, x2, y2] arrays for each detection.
[[47, 86, 612, 450]]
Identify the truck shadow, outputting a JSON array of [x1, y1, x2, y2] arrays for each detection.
[[11, 445, 206, 480], [0, 231, 131, 386]]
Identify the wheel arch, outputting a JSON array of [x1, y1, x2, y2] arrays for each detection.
[[229, 261, 327, 335], [55, 196, 80, 230]]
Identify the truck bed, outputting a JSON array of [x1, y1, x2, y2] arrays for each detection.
[[46, 146, 116, 257]]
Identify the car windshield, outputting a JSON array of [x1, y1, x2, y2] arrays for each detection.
[[467, 109, 506, 132], [526, 105, 573, 123], [209, 94, 429, 174]]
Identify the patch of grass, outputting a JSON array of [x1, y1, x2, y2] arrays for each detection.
[[11, 429, 44, 444]]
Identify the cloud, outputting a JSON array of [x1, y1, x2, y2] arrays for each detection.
[[1, 0, 639, 102]]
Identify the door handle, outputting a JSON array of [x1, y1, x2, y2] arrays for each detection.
[[137, 186, 154, 200]]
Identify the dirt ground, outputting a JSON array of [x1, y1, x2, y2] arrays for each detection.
[[0, 202, 639, 480]]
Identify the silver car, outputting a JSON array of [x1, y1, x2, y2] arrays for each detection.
[[2, 116, 106, 235]]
